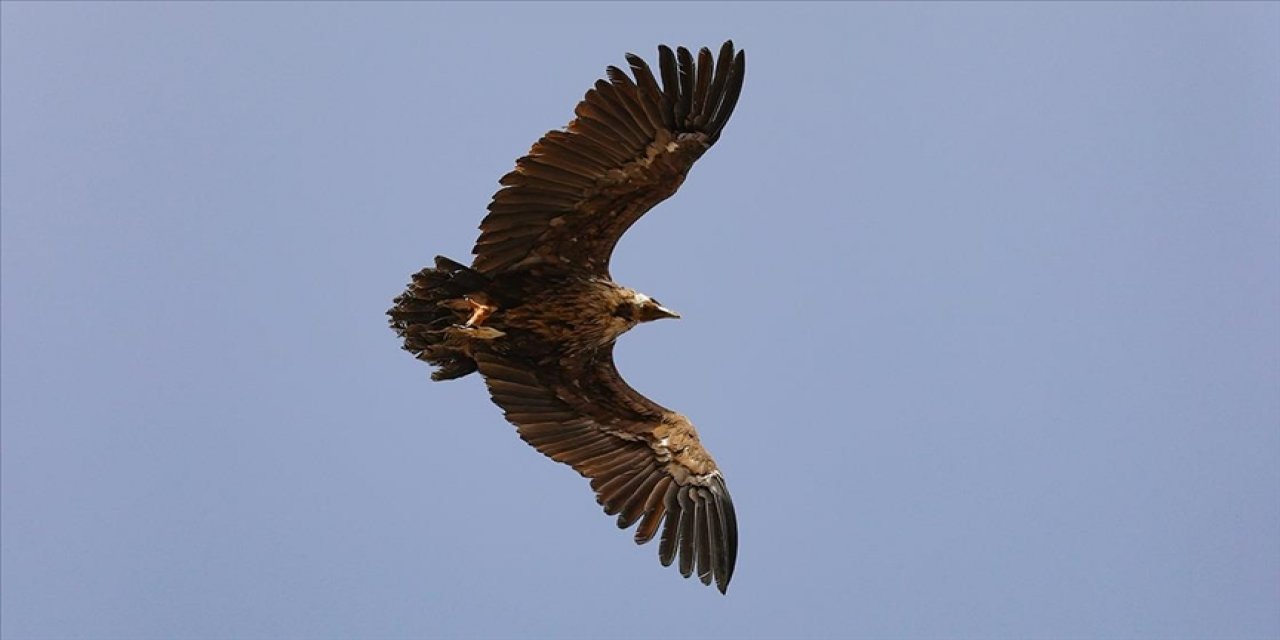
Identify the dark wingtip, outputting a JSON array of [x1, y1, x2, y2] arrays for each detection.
[[649, 40, 746, 143], [711, 475, 737, 593], [706, 47, 746, 143]]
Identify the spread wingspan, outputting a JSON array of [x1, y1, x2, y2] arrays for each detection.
[[392, 42, 745, 593]]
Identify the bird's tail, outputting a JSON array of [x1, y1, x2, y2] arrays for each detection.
[[388, 255, 488, 381]]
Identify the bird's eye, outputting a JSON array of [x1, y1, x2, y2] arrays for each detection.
[[614, 304, 635, 320]]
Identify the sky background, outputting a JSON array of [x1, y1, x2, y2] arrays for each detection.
[[3, 3, 1278, 639]]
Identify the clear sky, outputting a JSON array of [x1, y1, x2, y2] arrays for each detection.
[[3, 2, 1277, 639]]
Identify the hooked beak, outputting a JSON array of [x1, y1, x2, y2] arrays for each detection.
[[637, 303, 681, 322]]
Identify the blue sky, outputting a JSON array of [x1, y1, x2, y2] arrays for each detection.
[[3, 2, 1277, 639]]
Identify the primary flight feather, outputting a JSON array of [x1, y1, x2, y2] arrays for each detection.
[[388, 41, 745, 593]]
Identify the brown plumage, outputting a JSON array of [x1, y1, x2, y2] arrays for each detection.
[[388, 42, 745, 593]]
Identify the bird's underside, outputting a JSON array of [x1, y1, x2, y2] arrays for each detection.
[[388, 42, 745, 593]]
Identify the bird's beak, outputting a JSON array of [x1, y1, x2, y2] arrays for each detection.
[[655, 305, 681, 320], [637, 302, 681, 322]]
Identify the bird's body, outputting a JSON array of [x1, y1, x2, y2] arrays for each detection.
[[389, 42, 745, 592], [397, 261, 677, 364], [502, 277, 659, 355]]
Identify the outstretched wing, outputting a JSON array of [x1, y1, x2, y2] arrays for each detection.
[[473, 348, 737, 593], [472, 41, 746, 276]]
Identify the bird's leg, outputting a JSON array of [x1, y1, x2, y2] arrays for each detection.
[[463, 295, 497, 327], [443, 294, 505, 341]]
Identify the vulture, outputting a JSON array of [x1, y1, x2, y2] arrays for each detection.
[[388, 42, 745, 593]]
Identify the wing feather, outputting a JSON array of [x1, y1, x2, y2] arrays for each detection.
[[585, 451, 654, 478], [658, 482, 681, 567], [538, 130, 613, 169], [571, 117, 631, 161], [634, 476, 673, 544], [657, 45, 680, 119], [676, 486, 697, 578], [473, 349, 737, 593], [591, 81, 651, 146], [474, 225, 546, 246], [694, 491, 713, 585], [595, 467, 647, 512], [625, 53, 672, 130], [705, 492, 726, 586], [690, 47, 715, 127], [674, 47, 695, 126], [616, 471, 663, 529], [577, 93, 645, 150], [601, 69, 657, 137], [707, 48, 746, 142], [472, 41, 746, 276]]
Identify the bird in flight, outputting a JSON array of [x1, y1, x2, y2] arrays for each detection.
[[388, 42, 745, 593]]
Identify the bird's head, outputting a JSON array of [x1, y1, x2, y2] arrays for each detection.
[[615, 290, 681, 324]]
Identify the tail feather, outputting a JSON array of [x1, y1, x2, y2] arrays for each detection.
[[388, 255, 488, 381]]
